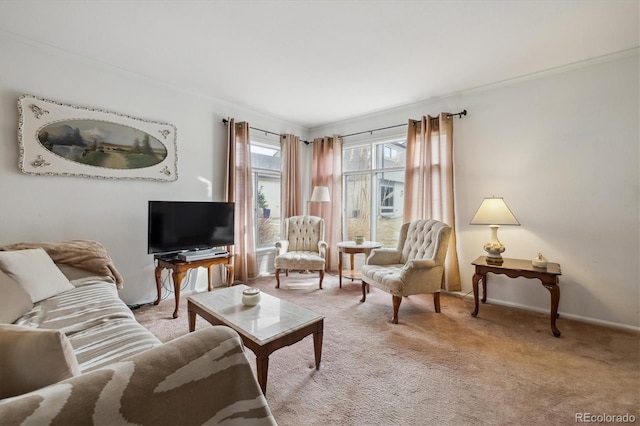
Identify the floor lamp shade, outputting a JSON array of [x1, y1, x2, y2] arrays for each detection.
[[307, 186, 331, 215], [470, 197, 520, 261], [310, 186, 331, 203]]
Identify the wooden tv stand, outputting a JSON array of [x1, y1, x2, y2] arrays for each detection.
[[154, 254, 234, 319]]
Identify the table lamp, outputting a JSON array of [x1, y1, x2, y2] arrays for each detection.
[[307, 186, 331, 215], [470, 196, 520, 263]]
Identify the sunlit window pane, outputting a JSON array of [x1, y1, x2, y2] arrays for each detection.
[[344, 174, 371, 241], [256, 175, 280, 248], [251, 142, 281, 249], [343, 145, 371, 172], [375, 171, 404, 247], [375, 140, 406, 169]]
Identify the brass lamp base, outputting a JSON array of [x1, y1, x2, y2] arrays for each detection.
[[485, 255, 504, 265]]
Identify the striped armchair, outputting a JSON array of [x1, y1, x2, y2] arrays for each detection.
[[275, 215, 328, 289]]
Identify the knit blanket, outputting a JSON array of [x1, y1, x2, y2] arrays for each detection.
[[0, 240, 124, 289]]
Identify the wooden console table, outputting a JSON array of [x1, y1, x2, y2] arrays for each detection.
[[470, 256, 562, 337], [154, 255, 233, 319]]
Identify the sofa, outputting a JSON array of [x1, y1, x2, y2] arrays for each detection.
[[0, 241, 276, 425]]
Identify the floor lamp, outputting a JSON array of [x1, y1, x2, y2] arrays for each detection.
[[301, 186, 330, 274]]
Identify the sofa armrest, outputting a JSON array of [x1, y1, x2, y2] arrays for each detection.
[[275, 239, 289, 254], [366, 248, 401, 265], [402, 259, 436, 270], [318, 240, 328, 258], [0, 327, 276, 426]]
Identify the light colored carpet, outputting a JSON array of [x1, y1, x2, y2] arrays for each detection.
[[134, 273, 639, 426]]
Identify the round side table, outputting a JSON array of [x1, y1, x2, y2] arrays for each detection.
[[337, 241, 382, 288]]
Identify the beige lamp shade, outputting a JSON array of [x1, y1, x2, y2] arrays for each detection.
[[470, 197, 520, 226], [310, 186, 331, 203], [307, 186, 331, 215]]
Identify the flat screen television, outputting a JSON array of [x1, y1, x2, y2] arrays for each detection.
[[148, 201, 234, 256]]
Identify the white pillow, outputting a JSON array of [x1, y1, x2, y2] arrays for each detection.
[[0, 324, 80, 398], [0, 248, 74, 303], [0, 270, 33, 323]]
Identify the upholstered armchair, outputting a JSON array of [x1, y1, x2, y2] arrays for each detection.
[[275, 216, 328, 289], [361, 219, 451, 324]]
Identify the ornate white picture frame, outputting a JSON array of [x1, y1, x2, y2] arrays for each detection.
[[18, 95, 178, 182]]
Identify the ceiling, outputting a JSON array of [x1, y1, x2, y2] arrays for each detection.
[[1, 1, 638, 128]]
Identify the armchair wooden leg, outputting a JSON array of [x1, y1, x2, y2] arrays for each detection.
[[391, 295, 401, 324], [360, 281, 367, 302], [319, 270, 324, 289], [275, 269, 280, 289], [433, 292, 441, 313]]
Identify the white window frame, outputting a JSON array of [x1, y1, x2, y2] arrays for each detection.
[[342, 134, 406, 244], [250, 137, 281, 253]]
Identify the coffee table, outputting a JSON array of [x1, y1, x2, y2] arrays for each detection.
[[187, 285, 324, 395]]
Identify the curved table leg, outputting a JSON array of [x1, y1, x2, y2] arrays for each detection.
[[471, 273, 484, 317], [225, 264, 234, 287], [207, 265, 214, 292], [154, 266, 163, 305], [543, 282, 561, 337], [481, 275, 487, 303], [171, 270, 186, 319]]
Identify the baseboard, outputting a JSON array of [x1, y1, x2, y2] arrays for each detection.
[[446, 290, 640, 333]]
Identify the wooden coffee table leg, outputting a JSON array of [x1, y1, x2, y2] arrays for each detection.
[[313, 321, 323, 370], [255, 350, 269, 395], [188, 304, 196, 332]]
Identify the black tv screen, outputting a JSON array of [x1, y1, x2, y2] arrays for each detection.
[[148, 201, 235, 255]]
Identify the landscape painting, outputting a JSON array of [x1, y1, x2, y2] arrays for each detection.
[[38, 120, 167, 170], [18, 95, 178, 181]]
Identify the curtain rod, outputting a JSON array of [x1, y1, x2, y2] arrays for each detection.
[[221, 119, 312, 144], [340, 110, 467, 139], [222, 109, 466, 144]]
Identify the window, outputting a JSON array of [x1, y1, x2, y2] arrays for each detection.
[[343, 138, 406, 247], [250, 142, 281, 249]]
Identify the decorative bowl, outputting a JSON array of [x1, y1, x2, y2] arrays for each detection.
[[242, 288, 261, 306], [532, 253, 548, 268]]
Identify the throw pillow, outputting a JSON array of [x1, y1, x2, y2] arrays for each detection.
[[0, 324, 80, 398], [0, 270, 33, 324], [0, 248, 74, 303]]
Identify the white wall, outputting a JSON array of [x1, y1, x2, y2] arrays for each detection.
[[311, 51, 639, 330], [0, 33, 306, 306]]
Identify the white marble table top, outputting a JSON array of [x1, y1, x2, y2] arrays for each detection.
[[337, 240, 382, 249], [187, 285, 323, 346]]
